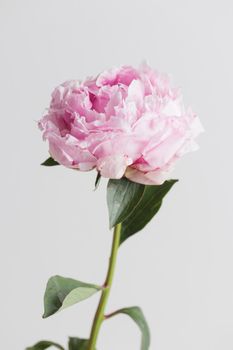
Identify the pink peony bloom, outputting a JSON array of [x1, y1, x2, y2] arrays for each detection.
[[39, 63, 203, 185]]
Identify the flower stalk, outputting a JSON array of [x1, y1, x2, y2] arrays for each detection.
[[88, 223, 122, 350]]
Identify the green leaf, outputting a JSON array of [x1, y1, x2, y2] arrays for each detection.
[[120, 180, 178, 244], [68, 337, 96, 350], [26, 340, 64, 350], [107, 306, 150, 350], [41, 157, 60, 166], [107, 177, 145, 228], [43, 275, 102, 318]]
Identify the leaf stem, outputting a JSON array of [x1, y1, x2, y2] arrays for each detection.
[[88, 223, 122, 350]]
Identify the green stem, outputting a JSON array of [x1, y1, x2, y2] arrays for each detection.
[[88, 223, 122, 350]]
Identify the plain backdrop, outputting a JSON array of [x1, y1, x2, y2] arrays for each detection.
[[1, 1, 233, 349]]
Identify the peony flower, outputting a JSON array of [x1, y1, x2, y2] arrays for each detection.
[[39, 63, 203, 185]]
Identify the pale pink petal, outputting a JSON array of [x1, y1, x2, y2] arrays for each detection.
[[162, 98, 183, 117], [96, 66, 139, 87], [97, 155, 132, 179], [144, 132, 186, 168], [48, 134, 97, 170], [125, 165, 173, 185]]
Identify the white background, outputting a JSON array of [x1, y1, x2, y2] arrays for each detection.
[[1, 1, 233, 349]]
